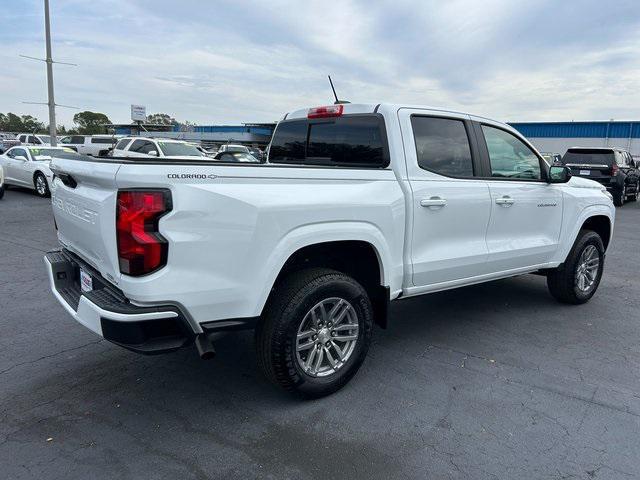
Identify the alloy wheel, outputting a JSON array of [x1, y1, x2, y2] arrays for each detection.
[[36, 176, 47, 196], [295, 297, 359, 378], [575, 245, 600, 292]]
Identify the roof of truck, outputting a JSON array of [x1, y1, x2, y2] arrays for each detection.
[[283, 103, 515, 132]]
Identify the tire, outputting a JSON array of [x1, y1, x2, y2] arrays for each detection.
[[0, 185, 4, 200], [613, 185, 625, 207], [547, 230, 605, 305], [34, 172, 50, 198], [631, 182, 639, 202], [256, 268, 373, 398]]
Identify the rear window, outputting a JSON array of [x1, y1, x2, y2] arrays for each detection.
[[563, 149, 615, 166], [269, 115, 388, 168]]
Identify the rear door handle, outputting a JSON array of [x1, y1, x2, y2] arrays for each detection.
[[495, 196, 515, 206], [420, 197, 447, 208]]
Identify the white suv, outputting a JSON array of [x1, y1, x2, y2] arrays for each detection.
[[111, 137, 206, 159]]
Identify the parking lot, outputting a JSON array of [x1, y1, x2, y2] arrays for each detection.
[[0, 187, 638, 479]]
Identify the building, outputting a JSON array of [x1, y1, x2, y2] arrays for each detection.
[[509, 121, 640, 159], [110, 122, 276, 148]]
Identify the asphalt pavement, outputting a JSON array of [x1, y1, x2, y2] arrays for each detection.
[[1, 185, 639, 479]]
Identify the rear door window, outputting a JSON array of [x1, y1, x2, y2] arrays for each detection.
[[114, 139, 131, 150], [411, 116, 474, 177], [269, 115, 388, 168], [128, 140, 157, 154]]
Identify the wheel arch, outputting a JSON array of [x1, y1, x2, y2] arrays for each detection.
[[256, 224, 395, 328], [581, 215, 612, 251]]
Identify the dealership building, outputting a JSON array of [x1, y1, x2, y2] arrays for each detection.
[[510, 121, 640, 159]]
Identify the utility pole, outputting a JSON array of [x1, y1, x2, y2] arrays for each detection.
[[21, 1, 77, 143], [44, 0, 56, 146]]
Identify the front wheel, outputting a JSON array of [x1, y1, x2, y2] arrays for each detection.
[[547, 230, 605, 304], [256, 268, 373, 398], [0, 185, 4, 200], [34, 173, 50, 198]]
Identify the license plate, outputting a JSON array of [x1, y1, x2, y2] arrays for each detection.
[[80, 269, 93, 293], [580, 170, 591, 175]]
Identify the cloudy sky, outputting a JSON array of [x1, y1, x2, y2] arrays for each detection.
[[2, 0, 640, 127]]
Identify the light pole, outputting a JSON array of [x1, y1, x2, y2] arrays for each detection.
[[21, 0, 77, 143], [44, 0, 56, 145]]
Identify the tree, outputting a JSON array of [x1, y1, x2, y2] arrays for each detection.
[[0, 112, 45, 132], [21, 115, 46, 133], [73, 111, 111, 135], [146, 113, 177, 126]]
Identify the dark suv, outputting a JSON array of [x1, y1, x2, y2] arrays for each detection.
[[562, 148, 639, 206]]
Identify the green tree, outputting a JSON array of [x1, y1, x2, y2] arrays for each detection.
[[146, 113, 177, 126], [73, 111, 111, 135], [21, 115, 45, 132]]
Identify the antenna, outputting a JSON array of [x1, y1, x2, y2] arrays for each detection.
[[328, 75, 350, 105]]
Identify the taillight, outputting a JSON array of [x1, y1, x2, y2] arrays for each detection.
[[307, 105, 343, 119], [610, 163, 619, 176], [116, 190, 172, 276]]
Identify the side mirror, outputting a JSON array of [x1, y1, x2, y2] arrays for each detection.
[[548, 165, 572, 184], [147, 150, 159, 157], [15, 155, 28, 162]]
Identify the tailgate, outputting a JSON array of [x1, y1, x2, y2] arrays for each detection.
[[565, 163, 611, 179], [50, 157, 122, 283]]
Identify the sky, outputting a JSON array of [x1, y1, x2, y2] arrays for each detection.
[[1, 0, 640, 128]]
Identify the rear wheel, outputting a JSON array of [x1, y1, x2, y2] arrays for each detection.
[[256, 268, 373, 398], [547, 230, 605, 304], [631, 182, 639, 202], [34, 173, 50, 198]]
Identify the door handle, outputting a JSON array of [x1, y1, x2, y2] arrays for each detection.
[[495, 196, 515, 206], [420, 196, 447, 208]]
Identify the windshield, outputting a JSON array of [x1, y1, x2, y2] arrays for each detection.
[[30, 148, 73, 159], [157, 142, 203, 157], [38, 135, 51, 143]]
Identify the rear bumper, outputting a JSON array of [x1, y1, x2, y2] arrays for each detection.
[[45, 250, 195, 354]]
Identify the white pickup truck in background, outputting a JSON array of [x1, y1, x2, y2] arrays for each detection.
[[59, 134, 119, 157], [45, 103, 615, 397]]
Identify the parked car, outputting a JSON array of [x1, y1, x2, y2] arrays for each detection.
[[213, 151, 261, 163], [111, 137, 207, 159], [16, 133, 52, 146], [0, 145, 77, 197], [0, 133, 20, 153], [45, 103, 614, 397], [59, 135, 120, 156], [0, 163, 5, 200], [541, 152, 562, 165], [562, 147, 639, 206]]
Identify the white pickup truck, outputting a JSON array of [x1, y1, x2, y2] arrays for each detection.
[[59, 135, 119, 157], [45, 103, 615, 397]]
